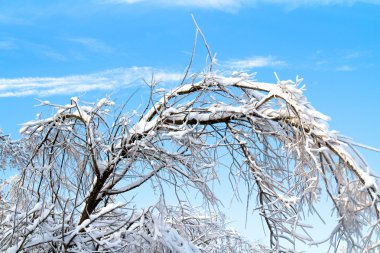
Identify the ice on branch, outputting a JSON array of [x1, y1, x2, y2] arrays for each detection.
[[0, 72, 379, 252]]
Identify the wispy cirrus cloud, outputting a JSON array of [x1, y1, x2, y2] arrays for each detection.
[[103, 0, 242, 10], [163, 0, 240, 9], [0, 14, 30, 25], [0, 37, 68, 61], [0, 67, 182, 97], [103, 0, 145, 3], [310, 49, 367, 72], [103, 0, 380, 10], [226, 56, 286, 70], [258, 0, 380, 8], [67, 37, 112, 54], [0, 40, 16, 50], [336, 65, 355, 72]]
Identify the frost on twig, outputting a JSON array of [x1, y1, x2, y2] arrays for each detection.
[[0, 72, 379, 252]]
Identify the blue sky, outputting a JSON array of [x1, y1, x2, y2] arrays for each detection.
[[1, 0, 380, 250]]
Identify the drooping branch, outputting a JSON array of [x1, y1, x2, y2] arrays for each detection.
[[1, 72, 379, 252]]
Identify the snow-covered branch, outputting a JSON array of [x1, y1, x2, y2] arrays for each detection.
[[0, 72, 379, 252]]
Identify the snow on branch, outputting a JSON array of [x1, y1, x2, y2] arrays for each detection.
[[0, 72, 379, 252]]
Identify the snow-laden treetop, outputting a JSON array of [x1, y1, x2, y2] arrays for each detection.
[[1, 72, 379, 252]]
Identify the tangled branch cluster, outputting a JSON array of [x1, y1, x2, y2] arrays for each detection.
[[0, 72, 379, 252]]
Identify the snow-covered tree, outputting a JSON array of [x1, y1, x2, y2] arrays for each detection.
[[0, 70, 379, 252]]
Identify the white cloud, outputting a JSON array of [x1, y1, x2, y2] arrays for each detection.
[[164, 0, 241, 9], [226, 56, 286, 70], [0, 40, 15, 50], [310, 49, 365, 71], [68, 37, 112, 54], [0, 14, 30, 25], [341, 50, 366, 60], [42, 50, 67, 62], [102, 0, 380, 9], [0, 67, 182, 97], [336, 65, 355, 71], [104, 0, 145, 3], [103, 0, 241, 10], [262, 0, 380, 7], [0, 38, 69, 62]]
